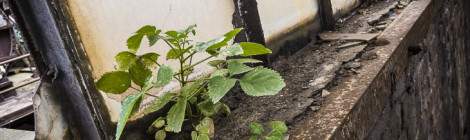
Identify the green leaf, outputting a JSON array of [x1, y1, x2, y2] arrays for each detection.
[[205, 28, 243, 55], [166, 97, 187, 133], [191, 131, 198, 140], [154, 65, 173, 87], [181, 80, 205, 98], [115, 51, 137, 71], [220, 43, 243, 56], [249, 136, 259, 140], [215, 102, 231, 115], [197, 134, 210, 140], [115, 93, 144, 140], [127, 34, 144, 53], [208, 76, 237, 103], [223, 28, 243, 42], [183, 24, 197, 36], [197, 99, 217, 117], [195, 117, 214, 136], [136, 25, 156, 34], [228, 58, 262, 64], [151, 117, 166, 129], [129, 61, 152, 87], [207, 60, 226, 68], [240, 67, 285, 96], [144, 93, 174, 114], [139, 53, 160, 67], [96, 71, 131, 94], [228, 60, 253, 75], [165, 30, 179, 39], [194, 37, 224, 52], [249, 122, 264, 135], [155, 130, 166, 140], [166, 48, 189, 60], [270, 121, 288, 134], [210, 69, 229, 78], [135, 25, 161, 47], [239, 42, 272, 56]]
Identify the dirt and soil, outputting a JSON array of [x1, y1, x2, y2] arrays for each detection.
[[214, 0, 407, 139]]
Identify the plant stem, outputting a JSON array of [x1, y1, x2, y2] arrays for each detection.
[[173, 55, 214, 77]]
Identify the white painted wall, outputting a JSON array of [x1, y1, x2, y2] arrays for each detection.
[[257, 0, 319, 42], [331, 0, 361, 16], [65, 0, 361, 121], [66, 0, 235, 121]]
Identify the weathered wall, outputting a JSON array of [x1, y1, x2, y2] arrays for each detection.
[[366, 0, 470, 139], [65, 0, 363, 122]]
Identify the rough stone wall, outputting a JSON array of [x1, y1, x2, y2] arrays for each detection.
[[366, 0, 470, 139]]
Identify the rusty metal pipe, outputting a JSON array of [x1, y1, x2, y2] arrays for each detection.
[[0, 53, 30, 65], [0, 77, 39, 95]]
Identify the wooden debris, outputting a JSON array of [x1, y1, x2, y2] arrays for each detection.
[[337, 41, 365, 49], [367, 2, 399, 25], [319, 32, 379, 42]]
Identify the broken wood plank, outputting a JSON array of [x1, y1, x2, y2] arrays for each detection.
[[319, 32, 379, 42], [336, 41, 366, 49]]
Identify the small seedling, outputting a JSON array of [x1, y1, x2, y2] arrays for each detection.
[[249, 121, 288, 140], [96, 25, 286, 140]]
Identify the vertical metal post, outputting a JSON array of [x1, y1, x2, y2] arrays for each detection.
[[232, 0, 269, 64], [319, 0, 335, 30]]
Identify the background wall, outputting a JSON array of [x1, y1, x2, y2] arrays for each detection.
[[65, 0, 361, 122]]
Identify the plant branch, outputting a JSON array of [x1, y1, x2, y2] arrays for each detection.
[[173, 55, 214, 76]]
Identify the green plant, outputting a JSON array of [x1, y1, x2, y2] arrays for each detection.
[[95, 25, 286, 140], [249, 121, 288, 140]]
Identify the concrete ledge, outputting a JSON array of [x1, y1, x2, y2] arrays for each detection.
[[290, 0, 432, 139]]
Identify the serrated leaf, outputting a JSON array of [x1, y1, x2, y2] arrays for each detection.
[[197, 99, 217, 117], [136, 25, 156, 34], [220, 43, 243, 56], [208, 76, 237, 103], [115, 93, 143, 140], [181, 80, 205, 98], [197, 134, 210, 140], [166, 97, 187, 133], [155, 130, 166, 140], [210, 69, 229, 78], [196, 117, 214, 136], [239, 42, 272, 56], [147, 32, 160, 46], [214, 102, 231, 115], [127, 34, 144, 53], [183, 24, 197, 36], [194, 37, 224, 52], [129, 61, 152, 87], [207, 60, 226, 68], [228, 58, 262, 64], [205, 28, 243, 55], [144, 93, 174, 114], [165, 30, 179, 38], [249, 122, 264, 135], [152, 118, 165, 128], [240, 67, 285, 96], [153, 65, 173, 87], [270, 121, 288, 134], [228, 60, 253, 75], [191, 131, 198, 140], [96, 71, 131, 94], [140, 53, 160, 67], [115, 51, 137, 71]]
